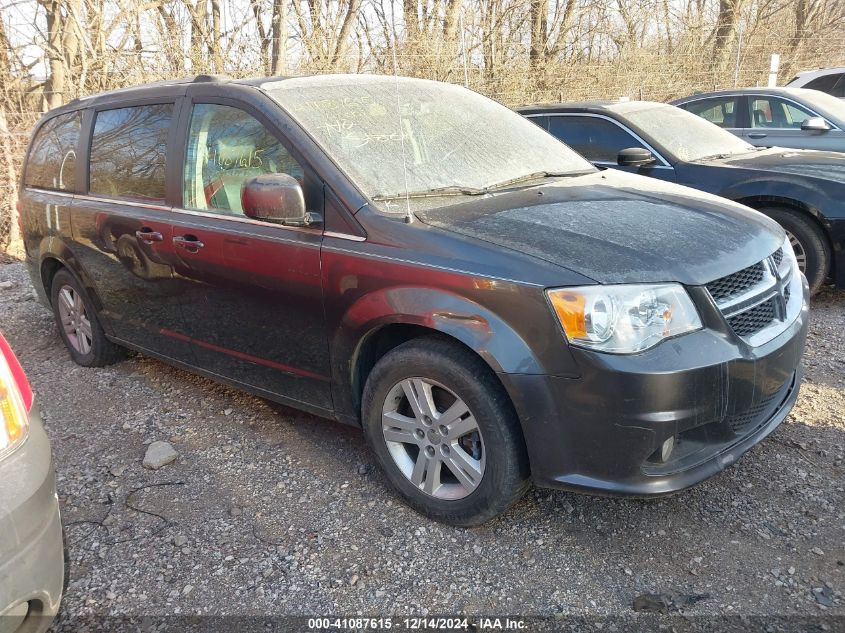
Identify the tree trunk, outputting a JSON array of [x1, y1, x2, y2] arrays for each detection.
[[0, 108, 21, 254], [530, 0, 548, 69], [270, 0, 288, 75], [187, 0, 209, 71], [443, 0, 462, 41], [712, 0, 744, 69], [330, 0, 362, 70], [38, 0, 67, 109], [210, 0, 224, 72]]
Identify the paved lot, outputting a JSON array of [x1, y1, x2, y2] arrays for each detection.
[[0, 259, 843, 627]]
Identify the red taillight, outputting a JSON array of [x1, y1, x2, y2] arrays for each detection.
[[0, 333, 32, 412]]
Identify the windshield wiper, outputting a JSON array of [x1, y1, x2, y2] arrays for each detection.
[[482, 170, 582, 191], [372, 185, 486, 201], [372, 171, 581, 201]]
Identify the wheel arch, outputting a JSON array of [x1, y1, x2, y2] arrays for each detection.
[[330, 287, 545, 425], [37, 236, 107, 313], [734, 195, 835, 279], [39, 256, 65, 302]]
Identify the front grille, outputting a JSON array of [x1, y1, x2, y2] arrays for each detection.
[[706, 262, 765, 303], [706, 246, 793, 342], [727, 297, 776, 337]]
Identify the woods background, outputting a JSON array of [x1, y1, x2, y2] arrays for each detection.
[[1, 0, 844, 250]]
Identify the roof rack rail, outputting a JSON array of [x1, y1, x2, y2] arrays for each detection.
[[192, 74, 229, 83]]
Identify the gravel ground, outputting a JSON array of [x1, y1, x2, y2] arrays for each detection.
[[0, 258, 843, 629]]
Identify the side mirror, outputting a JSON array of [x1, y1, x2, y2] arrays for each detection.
[[801, 116, 831, 132], [241, 174, 321, 227], [617, 147, 656, 167]]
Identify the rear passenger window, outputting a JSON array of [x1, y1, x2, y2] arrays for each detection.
[[89, 104, 173, 202], [680, 97, 739, 128], [24, 111, 81, 191], [548, 116, 644, 162], [182, 103, 303, 216]]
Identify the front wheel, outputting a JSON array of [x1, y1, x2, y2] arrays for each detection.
[[361, 337, 529, 526], [759, 207, 830, 294]]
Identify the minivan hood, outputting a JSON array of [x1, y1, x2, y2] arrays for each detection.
[[715, 147, 845, 183], [416, 171, 783, 286]]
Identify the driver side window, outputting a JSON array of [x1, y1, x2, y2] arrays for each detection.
[[183, 103, 304, 216], [749, 97, 814, 130], [548, 115, 644, 163]]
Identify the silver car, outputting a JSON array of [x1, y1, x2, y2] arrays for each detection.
[[672, 87, 845, 152], [0, 333, 64, 633]]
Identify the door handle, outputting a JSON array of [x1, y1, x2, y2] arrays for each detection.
[[173, 235, 205, 251], [748, 132, 768, 139], [135, 229, 163, 244]]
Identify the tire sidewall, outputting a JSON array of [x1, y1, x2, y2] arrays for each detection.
[[362, 340, 527, 526], [760, 208, 829, 293]]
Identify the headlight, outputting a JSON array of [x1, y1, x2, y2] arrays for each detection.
[[547, 284, 703, 353], [779, 235, 798, 278]]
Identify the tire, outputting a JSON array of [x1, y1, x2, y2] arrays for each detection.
[[361, 336, 530, 526], [50, 268, 125, 367], [759, 207, 830, 295]]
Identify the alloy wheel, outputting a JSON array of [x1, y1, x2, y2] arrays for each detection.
[[381, 378, 485, 500], [57, 285, 93, 355], [786, 230, 807, 274]]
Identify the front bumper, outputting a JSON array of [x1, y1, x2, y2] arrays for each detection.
[[502, 281, 810, 497], [0, 404, 64, 633]]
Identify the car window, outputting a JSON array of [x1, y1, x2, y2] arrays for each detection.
[[749, 97, 814, 129], [526, 115, 549, 130], [805, 73, 845, 98], [679, 97, 739, 128], [24, 111, 81, 191], [833, 75, 845, 98], [183, 103, 304, 216], [89, 104, 173, 201], [547, 115, 644, 162]]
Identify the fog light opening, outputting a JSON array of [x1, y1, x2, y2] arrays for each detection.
[[659, 436, 675, 463]]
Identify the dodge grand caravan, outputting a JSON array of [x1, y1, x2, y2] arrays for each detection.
[[19, 75, 809, 525]]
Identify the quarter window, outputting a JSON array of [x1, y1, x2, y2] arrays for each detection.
[[89, 104, 173, 201], [749, 97, 815, 129], [548, 116, 645, 163], [182, 104, 303, 216], [804, 73, 845, 98], [24, 111, 81, 191], [679, 97, 739, 128]]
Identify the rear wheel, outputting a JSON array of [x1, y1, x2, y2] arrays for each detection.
[[50, 269, 125, 367], [759, 207, 830, 294], [361, 337, 529, 526]]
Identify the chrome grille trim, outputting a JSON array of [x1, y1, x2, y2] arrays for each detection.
[[706, 245, 800, 345]]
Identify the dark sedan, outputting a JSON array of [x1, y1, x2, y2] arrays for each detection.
[[519, 100, 845, 293]]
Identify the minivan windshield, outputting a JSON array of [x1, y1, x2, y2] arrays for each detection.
[[612, 102, 756, 163], [266, 75, 594, 205]]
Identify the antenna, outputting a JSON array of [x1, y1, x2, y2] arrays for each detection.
[[391, 44, 413, 224], [459, 10, 469, 88]]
